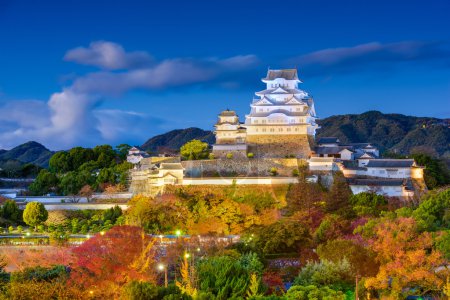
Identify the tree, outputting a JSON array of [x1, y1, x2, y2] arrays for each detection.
[[180, 140, 209, 160], [317, 239, 379, 277], [251, 219, 312, 254], [68, 147, 95, 171], [326, 172, 352, 217], [79, 185, 94, 202], [285, 285, 345, 300], [349, 192, 388, 217], [71, 226, 157, 292], [413, 188, 450, 230], [122, 281, 159, 300], [23, 202, 48, 230], [294, 259, 354, 291], [49, 151, 71, 173], [1, 199, 20, 223], [411, 153, 450, 189], [287, 175, 323, 216], [94, 145, 116, 168], [116, 144, 132, 161], [364, 217, 448, 298], [28, 169, 59, 195]]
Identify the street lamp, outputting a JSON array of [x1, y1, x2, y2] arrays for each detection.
[[175, 230, 181, 237], [100, 231, 105, 236], [158, 263, 168, 287]]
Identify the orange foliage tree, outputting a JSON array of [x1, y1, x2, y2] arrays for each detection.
[[70, 225, 157, 294], [364, 217, 448, 298]]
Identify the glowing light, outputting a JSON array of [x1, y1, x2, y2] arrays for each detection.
[[26, 232, 31, 236], [196, 247, 201, 252], [158, 263, 165, 271], [175, 230, 181, 236], [100, 231, 105, 236], [184, 253, 190, 258], [86, 234, 91, 239]]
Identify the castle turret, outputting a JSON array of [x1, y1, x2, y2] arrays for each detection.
[[212, 110, 248, 158]]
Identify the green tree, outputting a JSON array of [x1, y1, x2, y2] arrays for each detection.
[[28, 169, 59, 195], [23, 202, 48, 230], [411, 153, 450, 189], [94, 145, 116, 168], [122, 280, 159, 300], [413, 188, 450, 230], [251, 219, 312, 254], [1, 199, 20, 223], [68, 147, 95, 171], [48, 151, 71, 173], [197, 255, 252, 299], [96, 168, 116, 187], [180, 140, 209, 160], [294, 259, 354, 291], [285, 285, 345, 300], [116, 144, 132, 161], [349, 192, 388, 217]]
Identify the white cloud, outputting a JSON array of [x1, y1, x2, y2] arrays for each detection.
[[64, 40, 153, 70]]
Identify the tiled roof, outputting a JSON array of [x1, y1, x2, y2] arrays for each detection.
[[219, 110, 237, 116], [263, 69, 299, 81], [160, 163, 184, 170], [317, 137, 340, 144], [313, 146, 353, 155], [365, 159, 415, 168], [348, 178, 405, 187]]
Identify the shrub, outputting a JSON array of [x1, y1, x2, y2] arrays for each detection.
[[8, 226, 14, 233], [17, 226, 23, 233], [208, 153, 215, 160], [269, 167, 278, 176], [247, 152, 254, 158], [226, 153, 233, 159], [292, 169, 300, 177]]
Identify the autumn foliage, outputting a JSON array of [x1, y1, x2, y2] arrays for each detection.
[[70, 225, 157, 293]]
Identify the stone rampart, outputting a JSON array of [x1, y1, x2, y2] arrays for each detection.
[[181, 158, 307, 177], [246, 134, 312, 158]]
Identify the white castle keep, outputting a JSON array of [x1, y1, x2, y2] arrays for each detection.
[[213, 69, 318, 159]]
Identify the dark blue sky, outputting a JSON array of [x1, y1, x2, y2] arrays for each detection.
[[0, 0, 449, 150]]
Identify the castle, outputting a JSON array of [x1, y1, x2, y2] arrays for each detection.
[[129, 68, 424, 199], [212, 69, 317, 159]]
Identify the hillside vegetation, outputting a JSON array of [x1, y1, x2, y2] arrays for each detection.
[[316, 111, 450, 157]]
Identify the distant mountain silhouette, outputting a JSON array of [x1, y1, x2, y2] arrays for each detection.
[[141, 127, 215, 153], [316, 111, 450, 157], [0, 141, 54, 168]]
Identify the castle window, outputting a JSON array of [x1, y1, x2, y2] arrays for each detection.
[[270, 128, 275, 132], [262, 128, 266, 132], [279, 128, 283, 132], [295, 127, 299, 131]]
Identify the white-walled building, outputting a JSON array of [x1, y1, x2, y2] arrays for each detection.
[[127, 146, 150, 164]]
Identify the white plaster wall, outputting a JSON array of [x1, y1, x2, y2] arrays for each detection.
[[182, 177, 299, 186]]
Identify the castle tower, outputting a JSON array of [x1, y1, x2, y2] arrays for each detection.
[[212, 110, 248, 158], [244, 69, 318, 158]]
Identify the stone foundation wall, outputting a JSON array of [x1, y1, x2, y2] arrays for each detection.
[[182, 158, 307, 177], [212, 149, 247, 159], [246, 134, 312, 158]]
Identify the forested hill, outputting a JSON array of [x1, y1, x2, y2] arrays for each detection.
[[316, 111, 450, 157], [0, 141, 53, 168], [141, 127, 215, 153]]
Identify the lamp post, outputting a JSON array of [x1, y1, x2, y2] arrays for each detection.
[[158, 263, 168, 288]]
